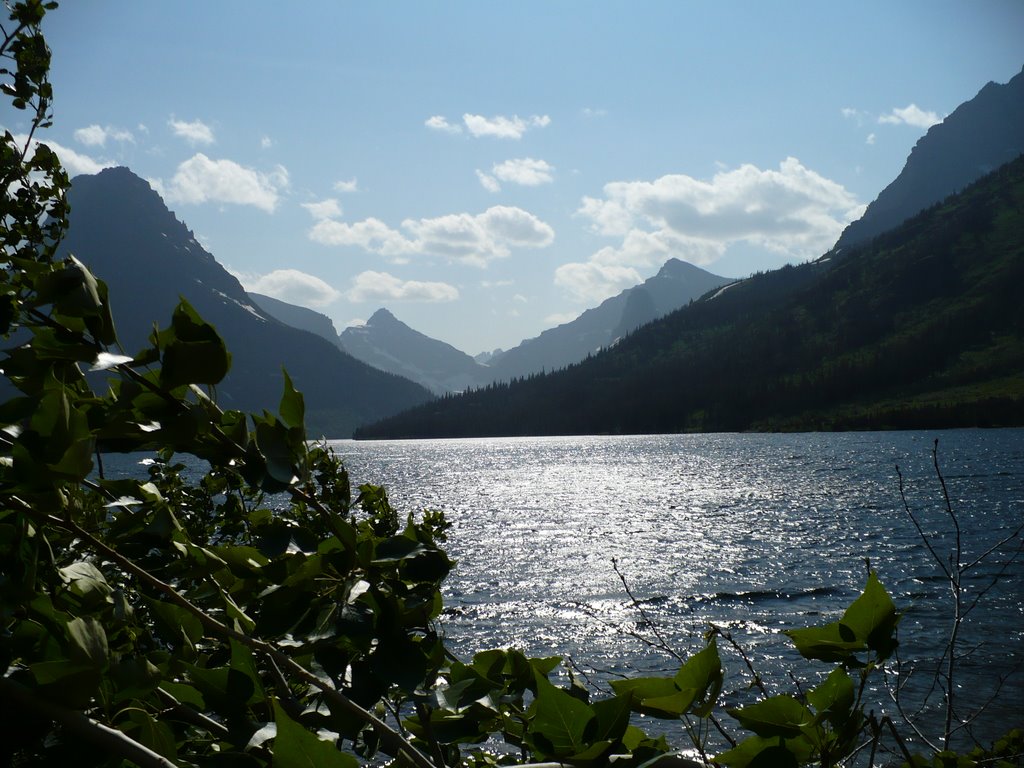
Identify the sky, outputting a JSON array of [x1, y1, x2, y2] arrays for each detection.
[[8, 1, 1023, 355]]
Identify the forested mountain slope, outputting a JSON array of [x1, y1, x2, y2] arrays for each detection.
[[356, 155, 1024, 438]]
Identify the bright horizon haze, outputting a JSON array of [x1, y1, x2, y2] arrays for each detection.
[[9, 2, 1023, 355]]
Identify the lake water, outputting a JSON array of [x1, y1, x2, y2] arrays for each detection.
[[333, 429, 1024, 751]]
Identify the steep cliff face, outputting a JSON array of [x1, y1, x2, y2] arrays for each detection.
[[60, 167, 432, 436], [834, 65, 1024, 251]]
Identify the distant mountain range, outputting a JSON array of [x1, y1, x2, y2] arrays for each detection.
[[834, 64, 1024, 251], [59, 167, 432, 437], [250, 256, 730, 396], [285, 258, 729, 394], [356, 153, 1024, 437]]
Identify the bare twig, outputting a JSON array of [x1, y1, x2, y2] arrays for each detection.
[[896, 463, 950, 579], [612, 557, 684, 662]]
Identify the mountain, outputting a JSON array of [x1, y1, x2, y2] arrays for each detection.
[[834, 65, 1024, 252], [58, 167, 433, 437], [339, 309, 483, 395], [486, 258, 731, 381], [249, 293, 339, 344], [356, 154, 1024, 438], [331, 259, 729, 394]]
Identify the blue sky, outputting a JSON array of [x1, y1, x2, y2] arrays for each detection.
[[12, 1, 1024, 354]]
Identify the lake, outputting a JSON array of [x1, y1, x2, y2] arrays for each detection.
[[333, 429, 1024, 750]]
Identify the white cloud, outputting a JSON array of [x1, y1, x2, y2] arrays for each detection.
[[590, 228, 725, 269], [582, 107, 607, 118], [241, 268, 341, 307], [73, 124, 134, 147], [878, 104, 942, 129], [476, 206, 554, 248], [866, 133, 876, 145], [347, 271, 459, 303], [158, 153, 288, 212], [425, 115, 462, 134], [462, 113, 551, 139], [260, 135, 273, 149], [333, 177, 359, 193], [309, 205, 554, 267], [476, 169, 501, 193], [169, 117, 215, 145], [553, 262, 643, 304], [309, 217, 416, 260], [579, 157, 863, 260], [492, 157, 554, 186], [301, 198, 342, 220], [15, 134, 113, 176], [561, 157, 864, 303]]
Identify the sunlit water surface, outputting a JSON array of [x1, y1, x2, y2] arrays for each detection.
[[332, 430, 1024, 748]]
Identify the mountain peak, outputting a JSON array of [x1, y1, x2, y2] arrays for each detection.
[[368, 308, 399, 325], [834, 66, 1024, 251], [339, 309, 483, 394], [656, 257, 711, 280]]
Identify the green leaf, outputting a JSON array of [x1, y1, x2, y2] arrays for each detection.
[[117, 709, 177, 760], [807, 667, 855, 726], [674, 638, 724, 716], [728, 695, 814, 739], [158, 680, 205, 709], [255, 418, 299, 489], [279, 369, 305, 429], [184, 663, 255, 714], [59, 561, 113, 607], [29, 660, 100, 708], [784, 622, 864, 663], [272, 698, 358, 768], [66, 616, 109, 667], [230, 639, 266, 705], [527, 674, 597, 758], [30, 659, 95, 686], [145, 596, 205, 646], [716, 735, 805, 768], [159, 300, 231, 388], [839, 571, 900, 659], [609, 675, 678, 702], [785, 573, 900, 663]]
